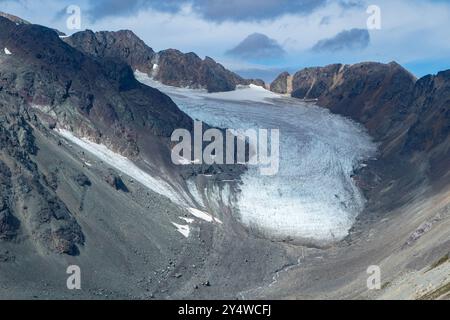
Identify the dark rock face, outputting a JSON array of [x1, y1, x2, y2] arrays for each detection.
[[294, 62, 418, 144], [64, 30, 156, 75], [270, 71, 290, 94], [0, 109, 84, 254], [0, 161, 19, 241], [291, 64, 344, 100], [154, 50, 236, 92], [74, 173, 91, 187], [403, 70, 450, 181], [287, 62, 416, 143], [105, 172, 129, 192], [63, 30, 262, 93], [154, 51, 265, 91]]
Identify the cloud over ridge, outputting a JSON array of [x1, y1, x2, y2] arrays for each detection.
[[312, 28, 370, 52], [226, 33, 286, 61]]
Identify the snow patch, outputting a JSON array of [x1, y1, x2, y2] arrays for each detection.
[[4, 48, 12, 55], [171, 222, 190, 238], [180, 217, 194, 224], [56, 129, 186, 205], [188, 207, 222, 224], [173, 155, 201, 165]]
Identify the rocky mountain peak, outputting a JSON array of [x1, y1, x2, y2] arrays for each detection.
[[270, 71, 291, 94], [64, 29, 156, 75], [64, 29, 265, 92]]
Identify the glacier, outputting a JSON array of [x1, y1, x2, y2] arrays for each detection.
[[136, 72, 377, 243]]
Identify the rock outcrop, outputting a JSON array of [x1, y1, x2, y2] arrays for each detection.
[[105, 172, 129, 192], [0, 107, 84, 254], [291, 64, 345, 100], [270, 71, 291, 94], [63, 29, 265, 92], [155, 49, 240, 92], [64, 29, 156, 75]]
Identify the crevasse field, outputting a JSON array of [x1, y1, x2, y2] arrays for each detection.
[[138, 72, 377, 243]]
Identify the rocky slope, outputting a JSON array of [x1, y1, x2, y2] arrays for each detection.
[[0, 16, 194, 256], [0, 104, 84, 255], [64, 29, 265, 93]]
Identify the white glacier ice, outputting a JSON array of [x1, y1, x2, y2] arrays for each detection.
[[136, 72, 377, 243]]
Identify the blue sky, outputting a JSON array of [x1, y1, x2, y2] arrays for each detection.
[[1, 0, 450, 82]]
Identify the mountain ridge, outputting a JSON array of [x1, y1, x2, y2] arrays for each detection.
[[64, 29, 265, 93]]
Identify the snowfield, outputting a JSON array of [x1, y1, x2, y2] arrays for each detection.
[[136, 72, 377, 243], [135, 71, 276, 103]]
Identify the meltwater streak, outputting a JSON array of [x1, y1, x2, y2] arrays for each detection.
[[136, 72, 377, 243]]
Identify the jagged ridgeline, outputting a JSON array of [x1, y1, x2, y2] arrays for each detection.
[[63, 29, 265, 93]]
